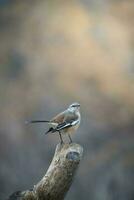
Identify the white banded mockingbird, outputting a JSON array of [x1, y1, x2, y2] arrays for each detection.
[[27, 102, 81, 143]]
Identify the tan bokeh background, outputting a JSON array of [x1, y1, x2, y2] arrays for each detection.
[[0, 1, 134, 199]]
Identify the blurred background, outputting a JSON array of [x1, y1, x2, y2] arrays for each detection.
[[0, 0, 134, 199]]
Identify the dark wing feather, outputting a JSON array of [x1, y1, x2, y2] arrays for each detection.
[[51, 121, 73, 133], [45, 127, 54, 134], [58, 121, 73, 129]]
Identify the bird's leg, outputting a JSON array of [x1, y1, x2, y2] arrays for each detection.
[[58, 131, 64, 144], [68, 133, 73, 144]]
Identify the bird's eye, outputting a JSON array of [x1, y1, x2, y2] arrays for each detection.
[[72, 105, 78, 107]]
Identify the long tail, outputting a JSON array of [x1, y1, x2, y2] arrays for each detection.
[[25, 120, 50, 124]]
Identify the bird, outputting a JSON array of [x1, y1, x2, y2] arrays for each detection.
[[26, 102, 81, 144]]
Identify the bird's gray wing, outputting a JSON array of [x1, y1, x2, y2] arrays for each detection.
[[50, 111, 65, 124], [52, 112, 79, 132]]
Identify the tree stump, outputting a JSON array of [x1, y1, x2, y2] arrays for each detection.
[[8, 143, 83, 200]]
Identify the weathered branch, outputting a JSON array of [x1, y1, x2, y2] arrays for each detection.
[[8, 143, 83, 200]]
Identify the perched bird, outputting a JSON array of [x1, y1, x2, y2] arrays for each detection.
[[27, 102, 81, 143]]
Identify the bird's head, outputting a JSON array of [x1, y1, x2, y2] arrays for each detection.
[[68, 102, 80, 112]]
